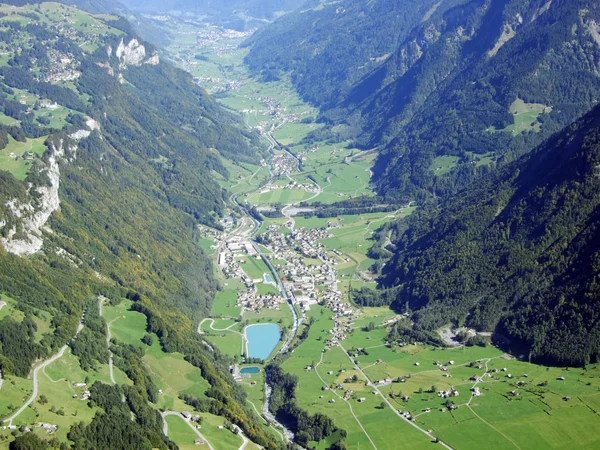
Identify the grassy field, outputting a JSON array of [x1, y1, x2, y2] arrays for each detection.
[[165, 415, 201, 450], [102, 300, 212, 412], [0, 136, 48, 180], [247, 187, 314, 206], [431, 155, 460, 176], [211, 282, 244, 317], [0, 294, 23, 321], [489, 98, 552, 135], [143, 339, 212, 412], [278, 301, 600, 449], [239, 255, 271, 280], [200, 322, 244, 358], [315, 209, 415, 291], [280, 306, 434, 450], [102, 299, 148, 347]]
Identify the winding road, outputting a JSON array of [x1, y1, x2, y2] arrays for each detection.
[[162, 411, 215, 450], [199, 318, 246, 355], [3, 314, 85, 427], [337, 343, 454, 450]]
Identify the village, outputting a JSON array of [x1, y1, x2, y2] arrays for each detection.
[[256, 222, 359, 344], [203, 210, 361, 347]]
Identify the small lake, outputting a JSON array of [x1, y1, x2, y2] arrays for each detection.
[[245, 323, 281, 360], [264, 273, 274, 284], [240, 366, 260, 374]]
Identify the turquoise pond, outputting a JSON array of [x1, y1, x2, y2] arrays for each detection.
[[245, 323, 281, 360], [240, 366, 260, 374]]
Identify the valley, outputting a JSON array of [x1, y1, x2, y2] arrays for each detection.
[[140, 16, 600, 450], [1, 2, 600, 450]]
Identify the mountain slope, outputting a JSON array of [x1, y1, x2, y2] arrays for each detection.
[[334, 0, 600, 199], [243, 0, 464, 107], [375, 105, 600, 366], [0, 3, 279, 448], [246, 0, 600, 201]]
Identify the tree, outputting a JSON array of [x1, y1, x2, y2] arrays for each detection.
[[10, 433, 48, 450], [141, 334, 153, 346]]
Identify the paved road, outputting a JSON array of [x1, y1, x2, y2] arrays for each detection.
[[338, 343, 453, 450], [162, 411, 215, 450], [314, 351, 378, 449], [199, 318, 246, 355], [4, 316, 85, 427]]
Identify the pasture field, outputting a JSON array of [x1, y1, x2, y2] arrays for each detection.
[[0, 136, 48, 180], [489, 98, 552, 135], [431, 155, 460, 176], [30, 350, 110, 441], [315, 209, 415, 291], [0, 112, 18, 126], [347, 329, 600, 450], [0, 294, 23, 321], [198, 237, 216, 255], [143, 338, 212, 411], [195, 412, 243, 450], [256, 283, 280, 295], [217, 159, 264, 193], [102, 299, 148, 347], [281, 306, 434, 450], [243, 307, 292, 329], [102, 300, 212, 412], [164, 415, 200, 450], [200, 323, 243, 358], [247, 187, 314, 206], [239, 254, 272, 280], [211, 282, 244, 317], [272, 122, 316, 146], [0, 375, 32, 421]]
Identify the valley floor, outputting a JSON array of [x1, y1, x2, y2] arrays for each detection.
[[158, 16, 600, 450]]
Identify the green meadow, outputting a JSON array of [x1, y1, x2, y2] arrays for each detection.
[[0, 136, 48, 181]]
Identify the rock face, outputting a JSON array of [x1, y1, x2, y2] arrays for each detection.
[[115, 38, 159, 67], [69, 117, 101, 142], [0, 139, 76, 256]]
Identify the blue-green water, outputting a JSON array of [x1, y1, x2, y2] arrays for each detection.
[[240, 366, 260, 374], [245, 323, 280, 360]]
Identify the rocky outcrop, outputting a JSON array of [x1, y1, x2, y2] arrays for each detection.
[[0, 139, 76, 256], [69, 117, 101, 142], [115, 38, 160, 68]]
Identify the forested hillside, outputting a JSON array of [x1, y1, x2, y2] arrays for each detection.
[[371, 105, 600, 366], [352, 0, 600, 200], [245, 0, 600, 201], [0, 3, 279, 449], [243, 0, 461, 107]]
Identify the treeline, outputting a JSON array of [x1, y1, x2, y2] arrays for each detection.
[[297, 196, 404, 219], [377, 105, 600, 366], [0, 8, 279, 450], [68, 382, 173, 450], [267, 364, 345, 448], [70, 298, 109, 371]]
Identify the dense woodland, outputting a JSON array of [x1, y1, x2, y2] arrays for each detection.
[[266, 364, 345, 449], [243, 0, 458, 107], [376, 106, 600, 366], [0, 6, 281, 449], [245, 0, 600, 202]]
